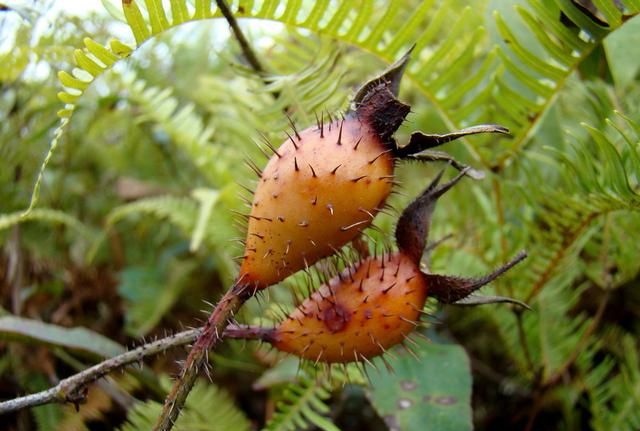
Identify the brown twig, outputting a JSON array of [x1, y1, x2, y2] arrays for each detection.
[[0, 329, 199, 415], [214, 0, 265, 74], [0, 323, 271, 415]]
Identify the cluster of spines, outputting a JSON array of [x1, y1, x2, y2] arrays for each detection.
[[232, 114, 398, 264]]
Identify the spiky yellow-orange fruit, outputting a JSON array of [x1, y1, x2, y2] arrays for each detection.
[[239, 117, 397, 289], [273, 252, 425, 363]]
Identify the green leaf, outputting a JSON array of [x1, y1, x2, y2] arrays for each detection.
[[0, 316, 124, 358], [190, 188, 220, 252], [118, 259, 197, 337], [604, 14, 640, 89], [367, 338, 472, 431], [122, 0, 151, 45], [0, 208, 95, 239]]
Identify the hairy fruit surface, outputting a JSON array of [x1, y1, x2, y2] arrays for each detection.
[[239, 118, 395, 289], [273, 252, 426, 363], [235, 48, 509, 293]]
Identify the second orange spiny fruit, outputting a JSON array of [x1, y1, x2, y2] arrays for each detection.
[[227, 169, 527, 363]]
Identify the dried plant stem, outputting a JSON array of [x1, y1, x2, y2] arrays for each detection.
[[0, 323, 271, 416], [0, 329, 199, 415], [214, 0, 265, 74]]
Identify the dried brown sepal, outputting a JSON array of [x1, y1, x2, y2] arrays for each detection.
[[425, 251, 528, 304]]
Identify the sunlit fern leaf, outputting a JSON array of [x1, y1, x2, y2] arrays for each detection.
[[33, 0, 488, 214], [30, 0, 640, 218], [264, 374, 338, 431], [0, 208, 95, 240], [24, 37, 132, 215], [120, 378, 251, 431]]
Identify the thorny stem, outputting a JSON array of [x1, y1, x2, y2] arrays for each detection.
[[153, 284, 252, 431], [0, 323, 273, 416], [214, 0, 265, 74]]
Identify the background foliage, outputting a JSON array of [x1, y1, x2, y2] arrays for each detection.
[[1, 0, 639, 430]]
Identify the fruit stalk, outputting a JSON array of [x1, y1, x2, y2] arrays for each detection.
[[153, 282, 252, 431]]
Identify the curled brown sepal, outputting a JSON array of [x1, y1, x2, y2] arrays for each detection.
[[425, 251, 528, 304], [396, 124, 511, 157], [351, 44, 415, 108], [395, 168, 468, 263], [452, 294, 531, 310]]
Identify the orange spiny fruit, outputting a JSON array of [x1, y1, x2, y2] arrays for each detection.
[[272, 251, 425, 363], [239, 116, 397, 289]]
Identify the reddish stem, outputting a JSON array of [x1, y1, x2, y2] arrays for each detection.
[[153, 282, 253, 431], [225, 324, 276, 342]]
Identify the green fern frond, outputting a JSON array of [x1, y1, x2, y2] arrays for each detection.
[[264, 374, 338, 431], [28, 0, 639, 217], [103, 191, 239, 282], [120, 379, 251, 431], [124, 75, 231, 186], [24, 37, 132, 215], [584, 336, 640, 431], [490, 0, 639, 167], [260, 45, 348, 118], [0, 208, 95, 239], [482, 111, 640, 377], [31, 0, 488, 214], [521, 112, 640, 302], [105, 194, 198, 235]]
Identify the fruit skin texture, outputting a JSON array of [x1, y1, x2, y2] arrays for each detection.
[[273, 252, 426, 363], [239, 117, 397, 290]]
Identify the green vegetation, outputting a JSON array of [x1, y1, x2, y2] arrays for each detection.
[[1, 1, 639, 430]]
